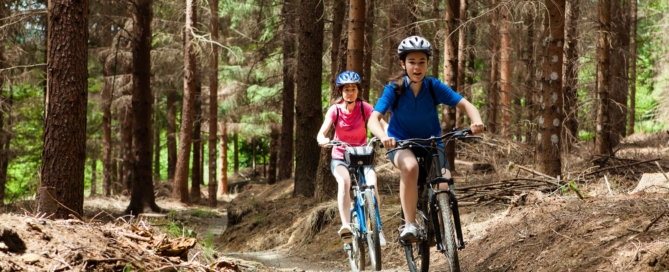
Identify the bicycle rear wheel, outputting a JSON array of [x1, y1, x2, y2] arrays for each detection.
[[402, 203, 430, 272], [347, 211, 366, 272], [363, 190, 382, 270], [437, 193, 460, 272]]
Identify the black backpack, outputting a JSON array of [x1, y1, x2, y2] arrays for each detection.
[[392, 77, 438, 110], [333, 100, 367, 131]]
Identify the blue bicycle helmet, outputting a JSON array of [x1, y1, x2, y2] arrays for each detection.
[[336, 71, 362, 88]]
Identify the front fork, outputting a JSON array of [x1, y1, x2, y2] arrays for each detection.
[[430, 177, 465, 251]]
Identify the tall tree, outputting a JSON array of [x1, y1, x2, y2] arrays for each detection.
[[191, 83, 203, 201], [174, 0, 198, 203], [37, 0, 89, 219], [90, 153, 97, 195], [218, 122, 228, 196], [279, 0, 296, 181], [431, 0, 440, 78], [294, 0, 323, 197], [268, 126, 279, 185], [0, 3, 7, 205], [499, 2, 511, 137], [346, 0, 365, 74], [524, 14, 536, 145], [595, 0, 612, 155], [0, 89, 11, 205], [563, 0, 580, 147], [361, 0, 375, 102], [166, 90, 177, 183], [233, 133, 239, 173], [209, 0, 219, 206], [121, 98, 133, 193], [609, 0, 628, 146], [101, 23, 114, 197], [455, 0, 468, 128], [536, 0, 565, 177], [487, 0, 499, 134], [153, 95, 160, 182], [628, 0, 637, 134], [443, 0, 459, 172], [126, 0, 161, 215]]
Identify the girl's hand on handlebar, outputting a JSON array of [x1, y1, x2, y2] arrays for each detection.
[[381, 136, 396, 149], [470, 123, 485, 135], [318, 138, 330, 147]]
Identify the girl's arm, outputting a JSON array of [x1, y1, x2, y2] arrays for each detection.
[[317, 118, 333, 146], [456, 98, 485, 135]]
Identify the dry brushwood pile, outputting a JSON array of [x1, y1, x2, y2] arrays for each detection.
[[0, 213, 257, 272]]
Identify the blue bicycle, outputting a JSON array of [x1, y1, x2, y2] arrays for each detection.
[[327, 138, 384, 271]]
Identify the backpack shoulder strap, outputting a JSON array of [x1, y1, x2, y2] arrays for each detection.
[[392, 81, 404, 110], [332, 106, 340, 131], [360, 101, 366, 121], [427, 77, 438, 106]]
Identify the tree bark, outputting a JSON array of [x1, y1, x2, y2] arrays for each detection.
[[279, 0, 296, 181], [455, 0, 468, 128], [233, 133, 239, 173], [38, 0, 89, 219], [0, 87, 12, 205], [563, 0, 580, 149], [524, 14, 536, 145], [268, 126, 279, 185], [535, 0, 565, 177], [346, 0, 365, 74], [126, 0, 161, 215], [443, 0, 459, 172], [90, 156, 97, 195], [166, 90, 177, 184], [294, 0, 323, 197], [499, 2, 511, 137], [153, 94, 160, 182], [191, 83, 202, 201], [487, 0, 499, 134], [628, 0, 637, 134], [361, 0, 374, 102], [608, 0, 628, 145], [330, 0, 345, 99], [595, 0, 612, 156], [121, 102, 133, 194], [431, 0, 440, 78], [218, 121, 228, 195], [208, 0, 219, 207], [174, 0, 198, 203], [101, 29, 114, 197]]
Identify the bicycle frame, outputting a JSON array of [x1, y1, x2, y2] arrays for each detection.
[[349, 164, 383, 239]]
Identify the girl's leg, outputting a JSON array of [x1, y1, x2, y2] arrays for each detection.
[[363, 166, 381, 209], [393, 149, 419, 224], [333, 164, 352, 225]]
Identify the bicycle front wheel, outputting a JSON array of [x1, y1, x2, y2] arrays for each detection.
[[347, 211, 366, 272], [402, 203, 430, 272], [363, 190, 382, 271], [437, 193, 461, 272]]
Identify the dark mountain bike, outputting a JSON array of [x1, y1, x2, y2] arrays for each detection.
[[326, 139, 384, 271], [388, 128, 481, 272]]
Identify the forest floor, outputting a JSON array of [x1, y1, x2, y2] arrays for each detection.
[[2, 131, 669, 271]]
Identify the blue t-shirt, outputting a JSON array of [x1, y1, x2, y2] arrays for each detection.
[[373, 76, 463, 142]]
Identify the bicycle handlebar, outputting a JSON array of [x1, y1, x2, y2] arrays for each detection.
[[324, 137, 381, 148], [386, 128, 482, 153]]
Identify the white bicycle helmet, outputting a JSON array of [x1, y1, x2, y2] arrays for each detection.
[[397, 36, 432, 58]]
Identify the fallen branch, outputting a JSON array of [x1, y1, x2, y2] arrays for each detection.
[[655, 162, 669, 182], [585, 158, 661, 176], [644, 210, 667, 232], [507, 162, 560, 186], [120, 232, 151, 242], [604, 175, 613, 196]]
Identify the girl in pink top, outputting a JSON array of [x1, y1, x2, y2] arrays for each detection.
[[317, 71, 388, 245]]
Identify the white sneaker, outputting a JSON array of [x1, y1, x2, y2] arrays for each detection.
[[399, 223, 420, 242], [339, 225, 352, 243], [379, 231, 387, 247]]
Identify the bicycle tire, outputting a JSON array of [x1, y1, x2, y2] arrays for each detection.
[[437, 193, 461, 272], [363, 190, 382, 270], [348, 211, 366, 272], [402, 203, 430, 272]]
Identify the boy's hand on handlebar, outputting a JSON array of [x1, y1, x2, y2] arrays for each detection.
[[381, 136, 396, 148], [470, 123, 485, 135]]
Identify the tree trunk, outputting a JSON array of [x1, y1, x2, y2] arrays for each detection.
[[535, 0, 565, 177], [628, 0, 637, 134], [174, 0, 198, 203], [487, 0, 499, 134], [38, 0, 89, 219], [608, 0, 628, 146], [218, 121, 228, 195], [361, 0, 374, 102], [101, 34, 114, 197], [0, 87, 12, 205], [431, 0, 440, 78], [113, 108, 121, 194], [455, 0, 468, 128], [126, 0, 161, 215], [166, 90, 177, 183], [279, 0, 296, 181], [294, 0, 323, 197], [90, 156, 97, 195], [153, 95, 160, 182], [330, 0, 345, 100], [499, 3, 511, 137], [233, 133, 239, 174], [122, 104, 133, 194], [595, 0, 612, 156], [268, 126, 279, 185], [465, 0, 476, 99], [524, 14, 536, 145], [443, 0, 459, 172], [252, 137, 257, 177], [191, 84, 202, 201], [347, 0, 365, 74], [208, 0, 219, 207], [563, 0, 580, 149]]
